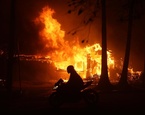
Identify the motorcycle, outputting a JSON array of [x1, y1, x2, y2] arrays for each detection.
[[48, 78, 99, 108]]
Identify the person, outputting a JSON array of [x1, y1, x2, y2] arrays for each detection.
[[64, 65, 84, 95]]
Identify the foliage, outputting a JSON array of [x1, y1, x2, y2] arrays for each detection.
[[67, 0, 100, 43]]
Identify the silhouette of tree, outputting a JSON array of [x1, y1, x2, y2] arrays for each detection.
[[117, 0, 134, 90], [6, 0, 16, 93], [67, 0, 145, 91], [117, 0, 145, 90], [67, 0, 113, 91], [97, 0, 113, 91]]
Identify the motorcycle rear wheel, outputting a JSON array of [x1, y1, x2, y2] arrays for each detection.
[[83, 89, 99, 106]]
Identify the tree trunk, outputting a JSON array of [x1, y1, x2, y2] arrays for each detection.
[[118, 0, 134, 90], [97, 0, 112, 90], [6, 0, 16, 93]]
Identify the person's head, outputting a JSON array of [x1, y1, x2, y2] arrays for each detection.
[[67, 65, 75, 73]]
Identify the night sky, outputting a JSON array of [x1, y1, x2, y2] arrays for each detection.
[[0, 0, 145, 71]]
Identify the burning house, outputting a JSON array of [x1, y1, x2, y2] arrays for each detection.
[[17, 6, 140, 83]]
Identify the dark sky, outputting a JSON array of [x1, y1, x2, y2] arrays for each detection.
[[0, 0, 145, 71]]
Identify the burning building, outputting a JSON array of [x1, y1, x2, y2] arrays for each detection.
[[33, 6, 115, 79], [16, 6, 141, 83]]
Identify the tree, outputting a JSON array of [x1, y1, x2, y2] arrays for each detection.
[[117, 0, 135, 90], [117, 0, 145, 91], [6, 0, 16, 93], [97, 0, 113, 91], [67, 0, 113, 91]]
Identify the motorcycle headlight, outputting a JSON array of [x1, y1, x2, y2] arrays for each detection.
[[53, 85, 58, 90]]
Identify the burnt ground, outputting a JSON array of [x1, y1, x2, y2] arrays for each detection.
[[1, 85, 145, 115]]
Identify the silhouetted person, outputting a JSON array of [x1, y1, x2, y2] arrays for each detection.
[[65, 65, 84, 94]]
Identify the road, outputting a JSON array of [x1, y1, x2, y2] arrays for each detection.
[[1, 85, 145, 114]]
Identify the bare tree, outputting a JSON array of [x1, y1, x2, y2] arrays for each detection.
[[67, 0, 113, 91], [97, 0, 113, 90], [117, 0, 145, 90], [117, 0, 134, 90], [6, 0, 16, 93]]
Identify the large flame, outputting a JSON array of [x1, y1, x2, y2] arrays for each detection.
[[34, 6, 114, 79], [33, 6, 141, 80]]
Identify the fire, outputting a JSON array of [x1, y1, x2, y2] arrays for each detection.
[[34, 6, 115, 79], [33, 6, 141, 80], [35, 6, 65, 49]]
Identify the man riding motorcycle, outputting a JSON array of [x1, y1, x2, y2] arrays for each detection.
[[64, 65, 84, 95], [49, 65, 99, 107]]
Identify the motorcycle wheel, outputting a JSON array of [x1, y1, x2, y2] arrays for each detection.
[[48, 92, 63, 108], [83, 89, 99, 106]]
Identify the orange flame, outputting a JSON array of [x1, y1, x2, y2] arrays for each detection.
[[34, 6, 141, 80], [34, 6, 115, 79]]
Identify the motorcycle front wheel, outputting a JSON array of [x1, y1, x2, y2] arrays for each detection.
[[48, 92, 63, 108], [83, 89, 99, 106]]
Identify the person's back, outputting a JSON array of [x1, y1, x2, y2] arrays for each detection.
[[66, 65, 84, 93]]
